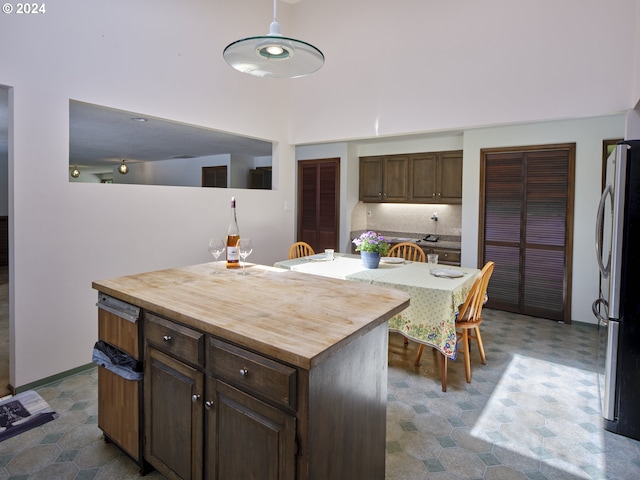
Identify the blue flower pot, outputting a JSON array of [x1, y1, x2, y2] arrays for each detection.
[[361, 251, 381, 269]]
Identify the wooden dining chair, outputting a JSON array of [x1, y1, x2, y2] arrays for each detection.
[[288, 241, 315, 259], [414, 261, 495, 391], [455, 260, 494, 383], [388, 242, 426, 263]]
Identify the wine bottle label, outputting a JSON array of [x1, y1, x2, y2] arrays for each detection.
[[227, 246, 239, 262]]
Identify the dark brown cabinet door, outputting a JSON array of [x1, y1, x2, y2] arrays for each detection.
[[384, 155, 410, 201], [480, 145, 574, 322], [359, 155, 409, 202], [359, 157, 384, 202], [409, 151, 462, 203], [438, 151, 463, 203], [298, 159, 339, 252], [202, 166, 227, 188], [409, 154, 437, 202], [145, 348, 204, 480], [206, 378, 296, 480]]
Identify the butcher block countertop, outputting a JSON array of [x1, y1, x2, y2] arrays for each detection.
[[93, 262, 410, 370]]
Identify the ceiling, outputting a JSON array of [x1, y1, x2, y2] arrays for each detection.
[[0, 91, 273, 173]]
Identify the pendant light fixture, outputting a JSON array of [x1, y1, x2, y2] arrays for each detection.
[[70, 166, 80, 178], [118, 159, 129, 175], [223, 0, 324, 78]]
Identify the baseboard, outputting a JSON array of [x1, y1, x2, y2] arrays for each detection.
[[12, 363, 96, 394]]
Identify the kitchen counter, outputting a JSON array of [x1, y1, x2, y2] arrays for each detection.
[[386, 235, 461, 250], [92, 262, 410, 370], [93, 262, 410, 479]]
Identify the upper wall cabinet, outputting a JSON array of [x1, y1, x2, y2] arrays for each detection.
[[359, 151, 462, 204], [359, 155, 410, 202], [410, 151, 462, 204]]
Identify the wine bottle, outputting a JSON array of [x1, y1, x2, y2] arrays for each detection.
[[226, 197, 240, 268]]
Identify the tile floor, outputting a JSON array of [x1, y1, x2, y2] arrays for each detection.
[[0, 309, 639, 479]]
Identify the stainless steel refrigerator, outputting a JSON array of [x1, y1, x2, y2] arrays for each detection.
[[593, 140, 640, 440]]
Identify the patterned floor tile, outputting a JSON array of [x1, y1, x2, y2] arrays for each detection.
[[1, 309, 640, 479]]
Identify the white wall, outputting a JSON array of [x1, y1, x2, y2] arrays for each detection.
[[0, 0, 300, 388], [290, 0, 636, 145], [114, 154, 230, 187]]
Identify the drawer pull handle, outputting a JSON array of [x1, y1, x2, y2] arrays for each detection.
[[239, 368, 249, 377], [191, 394, 200, 403], [162, 335, 172, 342], [205, 401, 214, 409]]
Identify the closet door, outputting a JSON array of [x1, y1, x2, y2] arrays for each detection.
[[480, 145, 575, 322], [298, 159, 340, 252]]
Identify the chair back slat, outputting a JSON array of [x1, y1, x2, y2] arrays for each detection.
[[458, 261, 495, 323], [388, 242, 426, 262], [289, 242, 315, 259]]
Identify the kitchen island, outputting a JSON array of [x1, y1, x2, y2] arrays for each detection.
[[92, 262, 410, 480]]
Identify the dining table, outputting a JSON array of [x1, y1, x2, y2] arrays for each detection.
[[274, 253, 481, 391]]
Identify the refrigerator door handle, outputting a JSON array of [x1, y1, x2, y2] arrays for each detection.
[[595, 184, 613, 277], [592, 298, 609, 325]]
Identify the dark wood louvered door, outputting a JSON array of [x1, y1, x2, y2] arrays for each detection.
[[298, 159, 340, 252], [479, 144, 575, 323]]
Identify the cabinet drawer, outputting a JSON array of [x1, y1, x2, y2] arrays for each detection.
[[431, 249, 461, 265], [208, 337, 297, 410], [145, 313, 204, 367], [98, 309, 139, 359]]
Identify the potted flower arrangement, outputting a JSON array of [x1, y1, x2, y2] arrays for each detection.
[[352, 231, 390, 269]]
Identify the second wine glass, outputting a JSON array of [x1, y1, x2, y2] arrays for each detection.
[[237, 238, 253, 275], [208, 238, 226, 274]]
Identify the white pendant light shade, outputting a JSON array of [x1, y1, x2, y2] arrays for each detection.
[[223, 1, 324, 78]]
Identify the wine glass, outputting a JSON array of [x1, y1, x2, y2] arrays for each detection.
[[237, 238, 253, 275], [208, 238, 226, 274]]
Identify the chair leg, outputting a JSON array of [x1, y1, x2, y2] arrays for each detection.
[[462, 329, 472, 383], [414, 344, 424, 366], [475, 326, 487, 365], [441, 353, 447, 392]]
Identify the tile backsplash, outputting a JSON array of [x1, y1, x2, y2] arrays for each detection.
[[351, 202, 462, 237]]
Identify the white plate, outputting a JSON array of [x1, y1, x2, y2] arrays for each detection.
[[308, 253, 332, 261], [430, 268, 464, 278], [381, 257, 405, 264]]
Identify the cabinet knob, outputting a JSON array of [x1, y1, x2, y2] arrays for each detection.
[[191, 394, 200, 403], [162, 335, 172, 342], [205, 401, 214, 409], [239, 368, 249, 377]]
